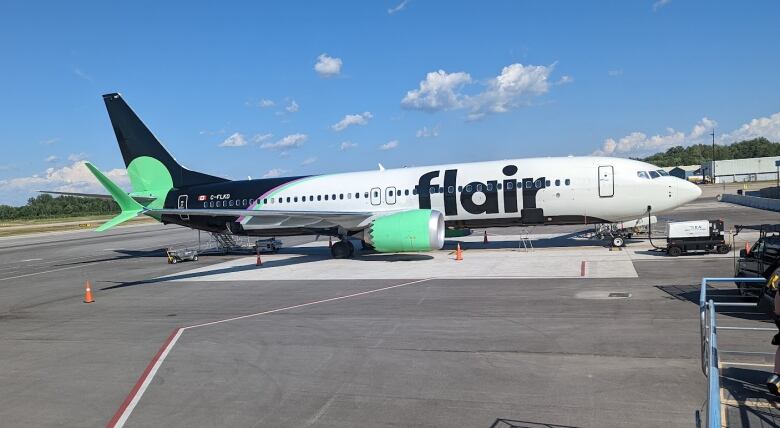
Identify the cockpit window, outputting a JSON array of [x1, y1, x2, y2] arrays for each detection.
[[648, 170, 660, 179], [656, 170, 669, 176], [637, 171, 650, 179]]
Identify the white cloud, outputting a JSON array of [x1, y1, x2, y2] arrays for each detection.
[[68, 153, 87, 162], [261, 133, 308, 150], [259, 99, 275, 108], [301, 157, 317, 165], [416, 125, 440, 138], [218, 132, 248, 147], [251, 133, 273, 144], [44, 155, 58, 163], [40, 138, 59, 145], [285, 99, 299, 113], [314, 53, 342, 78], [0, 161, 129, 205], [608, 69, 624, 77], [339, 141, 358, 151], [401, 63, 560, 118], [379, 140, 399, 150], [331, 112, 373, 131], [401, 70, 472, 112], [721, 113, 780, 143], [262, 168, 287, 178], [387, 0, 410, 14], [592, 117, 718, 156], [73, 68, 92, 81], [653, 0, 671, 11], [468, 63, 554, 119]]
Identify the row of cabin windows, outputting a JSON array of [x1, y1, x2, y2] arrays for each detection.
[[201, 178, 574, 208]]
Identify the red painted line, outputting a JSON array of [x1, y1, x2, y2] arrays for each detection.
[[107, 328, 182, 428], [580, 260, 586, 277]]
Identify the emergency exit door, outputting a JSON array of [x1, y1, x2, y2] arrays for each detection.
[[598, 165, 614, 197]]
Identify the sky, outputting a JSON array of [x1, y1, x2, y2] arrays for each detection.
[[1, 0, 779, 205]]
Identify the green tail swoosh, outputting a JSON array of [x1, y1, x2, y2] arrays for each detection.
[[84, 162, 146, 232]]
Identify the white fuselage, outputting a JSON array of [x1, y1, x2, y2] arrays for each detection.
[[242, 156, 701, 230]]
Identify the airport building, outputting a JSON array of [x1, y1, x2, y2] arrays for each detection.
[[701, 156, 780, 183], [668, 165, 701, 180]]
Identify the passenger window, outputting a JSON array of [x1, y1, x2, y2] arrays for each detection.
[[525, 181, 532, 189], [637, 171, 650, 179], [339, 194, 344, 200], [229, 200, 234, 207], [203, 202, 208, 208], [216, 201, 221, 207], [404, 189, 409, 196], [355, 192, 360, 199], [465, 185, 472, 192], [396, 189, 401, 196], [429, 186, 436, 194], [506, 182, 513, 190], [412, 188, 418, 195], [448, 186, 455, 194], [458, 186, 463, 192], [388, 189, 393, 196], [497, 183, 502, 190], [535, 181, 541, 189], [476, 184, 483, 192], [325, 195, 329, 200], [210, 201, 214, 208], [332, 194, 336, 200], [649, 171, 660, 179], [565, 179, 571, 186], [317, 195, 322, 201], [545, 180, 550, 187], [373, 191, 379, 198], [486, 183, 493, 192], [263, 199, 267, 204], [364, 192, 369, 198], [555, 179, 560, 186], [242, 199, 247, 206], [287, 197, 291, 202]]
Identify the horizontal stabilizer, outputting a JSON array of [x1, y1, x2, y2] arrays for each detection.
[[84, 162, 146, 232]]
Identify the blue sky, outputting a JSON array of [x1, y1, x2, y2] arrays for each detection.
[[1, 0, 779, 205]]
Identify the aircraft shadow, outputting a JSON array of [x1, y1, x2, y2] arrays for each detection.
[[488, 419, 580, 428]]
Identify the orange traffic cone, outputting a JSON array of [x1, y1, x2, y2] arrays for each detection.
[[256, 249, 262, 266], [745, 241, 751, 255], [83, 280, 94, 303], [455, 243, 463, 261], [483, 231, 488, 244]]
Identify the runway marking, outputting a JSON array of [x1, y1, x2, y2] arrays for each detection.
[[18, 258, 42, 262], [107, 328, 183, 428], [107, 278, 433, 427], [721, 361, 774, 368]]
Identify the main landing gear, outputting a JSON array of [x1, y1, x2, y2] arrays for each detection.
[[331, 239, 355, 259]]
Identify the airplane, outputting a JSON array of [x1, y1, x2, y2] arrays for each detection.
[[61, 93, 701, 258]]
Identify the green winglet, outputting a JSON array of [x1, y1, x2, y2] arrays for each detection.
[[84, 162, 145, 232]]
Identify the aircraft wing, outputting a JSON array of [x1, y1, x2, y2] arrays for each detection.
[[148, 208, 378, 230], [39, 190, 157, 205]]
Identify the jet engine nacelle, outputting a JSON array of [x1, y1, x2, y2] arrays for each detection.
[[364, 209, 445, 253]]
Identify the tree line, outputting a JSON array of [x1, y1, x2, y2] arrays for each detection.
[[0, 194, 119, 221], [639, 137, 780, 167]]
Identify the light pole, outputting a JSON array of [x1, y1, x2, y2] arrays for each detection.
[[710, 130, 716, 184]]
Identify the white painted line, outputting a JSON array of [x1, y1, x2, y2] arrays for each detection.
[[108, 328, 184, 428], [720, 361, 774, 368], [18, 258, 42, 262], [108, 278, 434, 426], [184, 278, 433, 330]]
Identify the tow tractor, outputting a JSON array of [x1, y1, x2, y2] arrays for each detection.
[[664, 220, 731, 257]]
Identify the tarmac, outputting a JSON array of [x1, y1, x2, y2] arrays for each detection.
[[0, 198, 778, 427]]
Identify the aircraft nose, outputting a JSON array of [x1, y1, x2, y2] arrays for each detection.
[[677, 179, 702, 204]]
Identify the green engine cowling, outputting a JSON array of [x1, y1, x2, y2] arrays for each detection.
[[365, 209, 445, 252]]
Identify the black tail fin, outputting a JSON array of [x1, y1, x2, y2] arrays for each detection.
[[102, 93, 226, 190]]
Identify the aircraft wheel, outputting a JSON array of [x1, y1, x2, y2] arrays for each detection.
[[612, 237, 624, 248], [331, 241, 352, 259]]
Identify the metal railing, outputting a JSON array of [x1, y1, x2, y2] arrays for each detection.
[[698, 277, 770, 428]]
